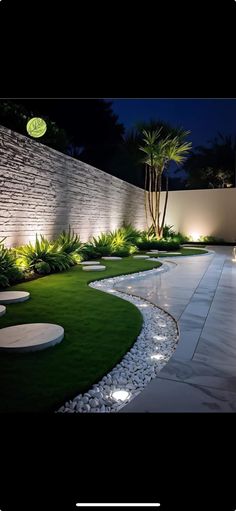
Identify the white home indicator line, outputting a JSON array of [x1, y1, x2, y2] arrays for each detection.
[[76, 505, 160, 508]]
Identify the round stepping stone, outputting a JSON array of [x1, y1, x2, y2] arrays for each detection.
[[0, 305, 6, 317], [102, 257, 122, 260], [0, 323, 64, 353], [0, 291, 30, 304], [133, 255, 150, 259], [79, 261, 101, 265], [82, 265, 106, 271]]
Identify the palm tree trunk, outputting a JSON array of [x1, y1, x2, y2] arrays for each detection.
[[144, 164, 148, 228], [160, 170, 169, 237], [156, 170, 163, 238], [147, 166, 156, 228]]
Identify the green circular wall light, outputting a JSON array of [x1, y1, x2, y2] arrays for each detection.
[[26, 117, 47, 138]]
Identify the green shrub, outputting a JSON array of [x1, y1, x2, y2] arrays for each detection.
[[6, 266, 24, 284], [162, 224, 176, 239], [89, 233, 113, 256], [34, 261, 51, 275], [16, 235, 71, 273], [0, 274, 10, 289], [111, 247, 131, 257], [81, 244, 101, 260], [137, 239, 180, 251], [113, 224, 143, 245], [54, 227, 83, 255], [0, 242, 23, 286], [199, 235, 224, 243]]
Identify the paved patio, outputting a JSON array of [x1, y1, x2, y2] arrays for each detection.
[[116, 246, 236, 412]]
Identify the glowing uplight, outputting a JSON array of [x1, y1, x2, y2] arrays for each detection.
[[139, 303, 149, 308], [151, 354, 164, 361], [190, 232, 200, 242], [111, 390, 130, 402]]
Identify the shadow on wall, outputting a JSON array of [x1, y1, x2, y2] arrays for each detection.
[[52, 160, 70, 239]]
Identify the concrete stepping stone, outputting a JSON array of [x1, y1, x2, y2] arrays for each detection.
[[0, 323, 64, 352], [0, 291, 30, 304], [146, 251, 159, 255], [102, 257, 122, 260], [0, 305, 6, 317], [133, 255, 150, 259], [82, 265, 106, 271], [79, 261, 101, 265]]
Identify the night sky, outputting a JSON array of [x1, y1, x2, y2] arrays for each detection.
[[108, 99, 236, 149]]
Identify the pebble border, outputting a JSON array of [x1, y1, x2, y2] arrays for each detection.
[[57, 261, 179, 414]]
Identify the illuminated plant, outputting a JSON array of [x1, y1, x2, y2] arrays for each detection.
[[140, 128, 192, 238], [0, 241, 23, 288], [16, 235, 72, 274]]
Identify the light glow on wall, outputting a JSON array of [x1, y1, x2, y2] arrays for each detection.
[[190, 232, 200, 242]]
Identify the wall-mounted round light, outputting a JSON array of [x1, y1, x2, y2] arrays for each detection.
[[26, 117, 47, 138]]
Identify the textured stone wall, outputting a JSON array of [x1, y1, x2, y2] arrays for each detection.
[[0, 125, 147, 247]]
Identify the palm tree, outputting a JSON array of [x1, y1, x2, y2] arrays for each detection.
[[140, 128, 191, 238]]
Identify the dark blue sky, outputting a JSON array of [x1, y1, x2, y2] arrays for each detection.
[[108, 99, 236, 149]]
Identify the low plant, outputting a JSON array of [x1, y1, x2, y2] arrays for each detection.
[[136, 237, 180, 251], [116, 224, 143, 245], [81, 244, 101, 260], [0, 274, 10, 289], [34, 261, 51, 275], [54, 227, 83, 255], [0, 242, 23, 287], [199, 235, 224, 243], [89, 233, 113, 256], [16, 235, 72, 274]]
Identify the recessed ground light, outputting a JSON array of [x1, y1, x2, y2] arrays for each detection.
[[153, 335, 166, 341], [111, 390, 130, 402], [151, 354, 164, 361], [139, 303, 149, 308]]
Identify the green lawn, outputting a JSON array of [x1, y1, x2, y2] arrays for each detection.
[[156, 248, 207, 257], [0, 258, 163, 413], [0, 248, 207, 413]]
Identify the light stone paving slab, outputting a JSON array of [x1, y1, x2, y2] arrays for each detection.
[[119, 247, 236, 412], [0, 291, 30, 304], [0, 305, 6, 317], [0, 323, 64, 352]]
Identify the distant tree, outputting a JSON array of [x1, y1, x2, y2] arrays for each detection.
[[183, 134, 236, 189], [0, 100, 69, 152]]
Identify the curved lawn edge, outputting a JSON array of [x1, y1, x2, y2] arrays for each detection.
[[0, 248, 210, 413], [58, 263, 179, 413]]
